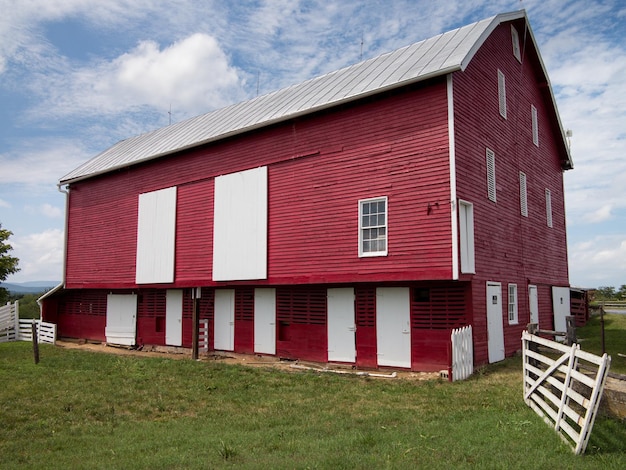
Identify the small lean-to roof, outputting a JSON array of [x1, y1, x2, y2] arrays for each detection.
[[60, 10, 570, 184]]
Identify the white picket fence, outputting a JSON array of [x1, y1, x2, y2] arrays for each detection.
[[0, 301, 56, 345], [451, 325, 473, 381], [522, 331, 611, 455], [199, 319, 209, 352]]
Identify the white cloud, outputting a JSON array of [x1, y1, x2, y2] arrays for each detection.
[[0, 139, 90, 186], [30, 33, 244, 121], [9, 228, 64, 282], [40, 203, 63, 219], [0, 198, 10, 208], [569, 235, 626, 288]]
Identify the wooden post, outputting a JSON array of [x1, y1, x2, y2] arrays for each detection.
[[191, 288, 200, 360], [600, 304, 606, 355], [31, 320, 40, 365]]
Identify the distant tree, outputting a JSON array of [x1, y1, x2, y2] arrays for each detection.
[[593, 286, 617, 301], [617, 285, 626, 301], [0, 223, 20, 304], [10, 293, 40, 319]]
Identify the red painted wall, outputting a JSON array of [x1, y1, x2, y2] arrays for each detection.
[[64, 79, 452, 289], [453, 20, 570, 364]]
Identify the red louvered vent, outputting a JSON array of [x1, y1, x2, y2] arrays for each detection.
[[138, 290, 166, 318], [277, 287, 327, 325], [356, 286, 376, 327], [235, 288, 255, 321], [60, 290, 107, 316], [411, 285, 469, 329]]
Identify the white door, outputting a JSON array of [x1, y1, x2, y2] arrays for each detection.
[[105, 294, 137, 346], [376, 287, 411, 368], [327, 288, 356, 363], [528, 285, 539, 325], [166, 289, 183, 346], [486, 282, 505, 363], [214, 289, 235, 351], [254, 288, 276, 355], [552, 286, 570, 338]]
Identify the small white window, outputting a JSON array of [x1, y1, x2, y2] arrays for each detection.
[[498, 70, 507, 119], [459, 200, 475, 273], [545, 189, 553, 228], [511, 25, 521, 62], [519, 172, 528, 217], [359, 197, 388, 257], [508, 284, 518, 324], [486, 149, 496, 202], [531, 105, 539, 147]]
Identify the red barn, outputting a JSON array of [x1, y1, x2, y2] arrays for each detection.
[[41, 11, 572, 371]]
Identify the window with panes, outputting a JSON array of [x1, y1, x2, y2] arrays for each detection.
[[359, 197, 388, 257]]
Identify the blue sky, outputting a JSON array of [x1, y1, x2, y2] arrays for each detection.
[[1, 0, 624, 288]]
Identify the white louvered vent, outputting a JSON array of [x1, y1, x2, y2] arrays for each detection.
[[531, 104, 539, 147], [520, 172, 528, 217], [498, 70, 507, 119], [486, 149, 497, 202], [545, 189, 553, 228]]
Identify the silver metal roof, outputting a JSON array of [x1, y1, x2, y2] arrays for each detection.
[[63, 10, 564, 184]]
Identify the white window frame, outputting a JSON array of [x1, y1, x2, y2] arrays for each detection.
[[459, 200, 475, 274], [545, 189, 553, 228], [508, 283, 518, 324], [519, 172, 528, 217], [531, 104, 539, 147], [486, 148, 496, 203], [498, 69, 507, 119], [358, 196, 388, 257], [511, 25, 522, 62]]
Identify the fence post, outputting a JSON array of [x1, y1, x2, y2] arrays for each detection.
[[31, 320, 40, 364]]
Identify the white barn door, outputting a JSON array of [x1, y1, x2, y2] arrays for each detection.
[[376, 287, 411, 368], [166, 289, 183, 346], [486, 282, 505, 363], [327, 288, 356, 363], [254, 288, 276, 355], [214, 289, 235, 351], [105, 294, 137, 346], [552, 286, 570, 339]]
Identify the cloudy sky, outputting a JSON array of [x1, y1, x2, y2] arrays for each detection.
[[0, 0, 624, 288]]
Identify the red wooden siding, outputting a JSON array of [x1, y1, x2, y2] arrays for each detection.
[[410, 284, 470, 371], [275, 286, 327, 362], [175, 180, 214, 285], [136, 290, 166, 345], [355, 286, 377, 368], [54, 289, 107, 341], [64, 80, 452, 289], [453, 21, 570, 364], [234, 288, 255, 354]]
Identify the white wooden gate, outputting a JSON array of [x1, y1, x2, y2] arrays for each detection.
[[522, 331, 611, 454]]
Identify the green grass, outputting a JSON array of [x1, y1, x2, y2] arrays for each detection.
[[1, 343, 625, 469], [577, 313, 626, 375]]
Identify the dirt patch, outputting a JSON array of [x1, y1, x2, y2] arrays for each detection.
[[55, 339, 442, 381]]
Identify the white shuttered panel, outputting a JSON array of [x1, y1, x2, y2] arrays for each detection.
[[136, 187, 177, 284], [213, 166, 268, 281]]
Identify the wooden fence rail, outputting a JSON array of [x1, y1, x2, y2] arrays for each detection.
[[0, 301, 56, 345], [522, 331, 611, 454]]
